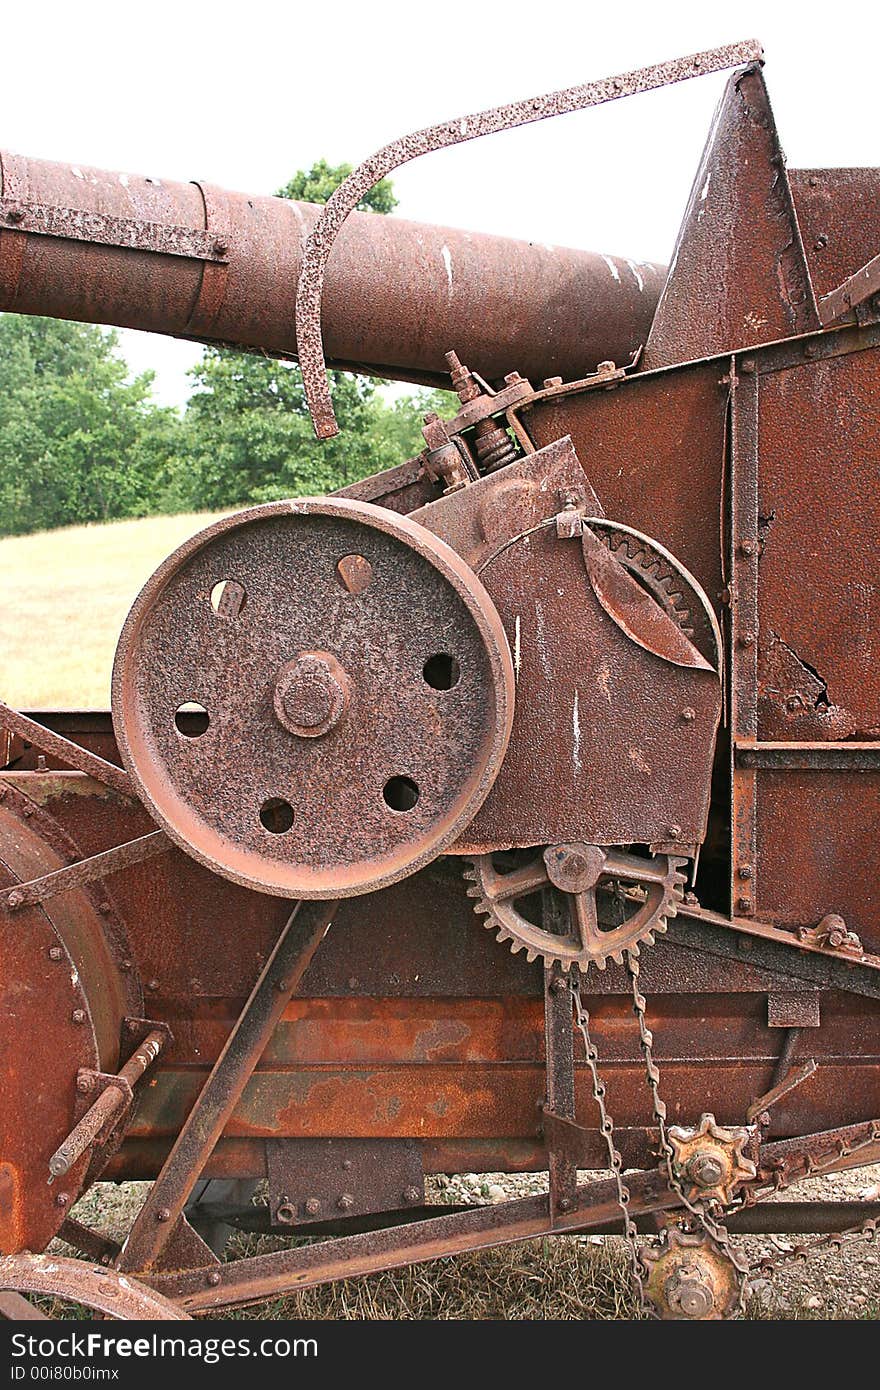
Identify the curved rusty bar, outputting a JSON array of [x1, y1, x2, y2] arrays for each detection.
[[295, 39, 763, 436], [0, 151, 666, 392]]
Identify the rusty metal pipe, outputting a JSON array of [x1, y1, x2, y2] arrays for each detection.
[[0, 150, 665, 388]]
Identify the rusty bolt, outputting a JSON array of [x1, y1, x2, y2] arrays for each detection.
[[55, 1192, 70, 1208], [687, 1153, 724, 1189], [48, 945, 64, 961], [785, 695, 803, 713], [76, 1073, 93, 1095], [403, 1187, 421, 1204], [543, 376, 563, 388], [71, 1009, 86, 1025], [341, 1158, 353, 1172], [147, 979, 159, 992], [550, 975, 568, 994], [738, 864, 752, 879], [759, 1112, 772, 1128], [739, 632, 755, 648], [681, 707, 696, 723], [814, 233, 828, 250], [22, 804, 34, 818], [207, 1270, 222, 1286], [503, 372, 522, 386], [276, 1201, 295, 1224], [6, 890, 24, 910], [276, 978, 289, 992], [156, 1208, 171, 1222], [126, 1018, 140, 1033], [737, 896, 751, 912], [347, 977, 359, 990], [739, 539, 756, 557], [305, 1197, 321, 1216], [557, 1196, 572, 1212], [666, 1264, 714, 1319], [98, 901, 112, 916], [120, 959, 132, 972], [212, 240, 228, 257], [5, 207, 24, 223], [668, 825, 681, 840], [337, 1194, 354, 1211]]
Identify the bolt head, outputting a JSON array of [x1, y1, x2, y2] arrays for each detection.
[[305, 1197, 321, 1216], [337, 1193, 354, 1211], [207, 1270, 222, 1286], [71, 1009, 86, 1025], [403, 1187, 421, 1204], [76, 1074, 93, 1094], [48, 945, 63, 961], [55, 1192, 70, 1208], [156, 1207, 171, 1223], [687, 1153, 724, 1189], [681, 707, 696, 723], [667, 1266, 714, 1318]]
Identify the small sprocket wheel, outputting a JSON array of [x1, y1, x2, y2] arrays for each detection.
[[640, 1226, 747, 1320], [464, 844, 687, 971]]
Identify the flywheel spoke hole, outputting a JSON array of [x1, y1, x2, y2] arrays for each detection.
[[174, 701, 210, 737], [383, 776, 420, 813], [210, 579, 247, 617], [422, 653, 461, 690], [259, 797, 295, 834]]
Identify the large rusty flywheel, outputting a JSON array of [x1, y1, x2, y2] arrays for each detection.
[[112, 498, 515, 898]]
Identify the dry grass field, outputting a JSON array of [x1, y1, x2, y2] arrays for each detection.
[[5, 513, 879, 1320], [0, 511, 228, 708]]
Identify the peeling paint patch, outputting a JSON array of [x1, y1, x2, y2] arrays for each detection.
[[514, 615, 521, 680], [441, 244, 453, 293], [601, 254, 620, 283], [572, 690, 581, 772], [629, 746, 652, 775]]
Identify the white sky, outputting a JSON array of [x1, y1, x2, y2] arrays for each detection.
[[3, 1, 877, 406]]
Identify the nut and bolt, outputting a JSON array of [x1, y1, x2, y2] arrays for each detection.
[[76, 1073, 93, 1094], [403, 1187, 421, 1204], [739, 539, 756, 557], [156, 1208, 171, 1223], [207, 1270, 222, 1286], [738, 864, 752, 879], [550, 975, 568, 994], [305, 1197, 322, 1216], [71, 1009, 86, 1025], [6, 890, 24, 910], [666, 1265, 714, 1319], [55, 1192, 70, 1208], [681, 707, 696, 723], [737, 896, 752, 912], [739, 632, 755, 648], [687, 1153, 724, 1189], [668, 825, 681, 840], [337, 1194, 354, 1212], [48, 945, 64, 961]]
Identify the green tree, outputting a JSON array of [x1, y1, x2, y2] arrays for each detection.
[[0, 316, 180, 536], [275, 159, 397, 213], [175, 163, 436, 511]]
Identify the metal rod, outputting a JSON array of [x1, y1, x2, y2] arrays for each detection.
[[0, 702, 132, 797], [118, 899, 336, 1272], [543, 964, 577, 1217], [2, 831, 168, 913], [48, 1030, 166, 1179]]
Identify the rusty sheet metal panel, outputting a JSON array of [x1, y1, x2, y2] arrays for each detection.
[[755, 343, 880, 740], [753, 770, 880, 952], [643, 66, 818, 372], [451, 521, 719, 853], [520, 363, 729, 612], [790, 168, 880, 300], [0, 149, 664, 390]]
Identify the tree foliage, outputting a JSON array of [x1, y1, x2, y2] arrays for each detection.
[[0, 161, 446, 537], [0, 316, 177, 536]]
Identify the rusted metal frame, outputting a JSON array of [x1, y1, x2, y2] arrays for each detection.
[[0, 197, 229, 263], [142, 1112, 880, 1312], [735, 741, 880, 771], [0, 150, 28, 302], [0, 829, 168, 912], [543, 966, 577, 1218], [145, 1166, 684, 1312], [335, 457, 426, 502], [58, 1216, 121, 1266], [0, 1253, 191, 1320], [118, 899, 336, 1273], [817, 252, 880, 326], [49, 1029, 166, 1179], [746, 1059, 817, 1124], [295, 39, 763, 438], [748, 317, 880, 375], [0, 702, 132, 797], [666, 908, 880, 1001], [0, 1292, 50, 1320], [729, 358, 760, 919], [758, 1118, 880, 1184]]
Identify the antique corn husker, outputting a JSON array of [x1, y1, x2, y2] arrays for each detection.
[[2, 40, 880, 1319]]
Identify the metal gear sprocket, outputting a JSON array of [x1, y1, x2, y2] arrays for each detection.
[[464, 844, 687, 971]]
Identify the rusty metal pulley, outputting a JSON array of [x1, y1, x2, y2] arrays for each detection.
[[112, 498, 515, 899]]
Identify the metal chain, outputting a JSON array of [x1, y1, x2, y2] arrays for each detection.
[[623, 950, 749, 1309], [571, 976, 649, 1312]]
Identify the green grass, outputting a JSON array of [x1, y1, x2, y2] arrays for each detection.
[[0, 511, 228, 708]]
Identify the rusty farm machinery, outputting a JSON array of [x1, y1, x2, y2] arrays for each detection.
[[1, 40, 880, 1320]]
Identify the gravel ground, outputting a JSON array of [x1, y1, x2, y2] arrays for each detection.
[[59, 1165, 880, 1320]]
